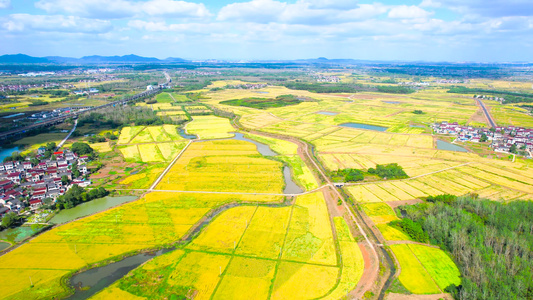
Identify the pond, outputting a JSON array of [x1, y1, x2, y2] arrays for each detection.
[[0, 146, 20, 162], [436, 140, 468, 152], [178, 128, 197, 139], [382, 101, 401, 104], [50, 196, 138, 224], [316, 111, 338, 116], [67, 249, 173, 300], [0, 226, 45, 243], [0, 241, 11, 251], [340, 123, 388, 132]]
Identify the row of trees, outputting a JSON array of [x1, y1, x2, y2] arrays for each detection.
[[331, 168, 364, 182], [397, 195, 533, 299], [331, 164, 408, 182], [447, 86, 533, 103], [368, 163, 408, 179], [77, 105, 178, 129], [55, 185, 109, 210]]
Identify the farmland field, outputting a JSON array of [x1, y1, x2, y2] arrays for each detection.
[[90, 191, 364, 300], [390, 244, 461, 294], [117, 126, 145, 144], [185, 115, 235, 139], [156, 140, 284, 193], [4, 74, 533, 300], [118, 141, 186, 162], [0, 192, 283, 299]]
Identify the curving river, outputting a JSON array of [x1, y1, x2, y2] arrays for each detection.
[[64, 133, 303, 299]]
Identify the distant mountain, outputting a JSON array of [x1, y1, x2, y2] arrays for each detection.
[[0, 54, 50, 64], [0, 54, 190, 64], [164, 57, 189, 63], [78, 54, 162, 63], [45, 56, 80, 64]]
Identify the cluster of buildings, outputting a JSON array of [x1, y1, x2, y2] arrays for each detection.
[[0, 149, 91, 218], [175, 70, 221, 78], [0, 82, 61, 93], [314, 74, 340, 83], [474, 94, 505, 103], [433, 121, 533, 155], [28, 107, 89, 120], [73, 88, 100, 96], [226, 83, 269, 89]]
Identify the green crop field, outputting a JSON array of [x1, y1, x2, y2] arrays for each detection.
[[390, 244, 461, 294]]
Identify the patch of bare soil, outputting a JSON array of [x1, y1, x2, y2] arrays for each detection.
[[386, 292, 453, 300], [386, 199, 423, 209]]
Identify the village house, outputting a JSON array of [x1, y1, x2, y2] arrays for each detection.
[[433, 122, 533, 156], [0, 148, 92, 218]]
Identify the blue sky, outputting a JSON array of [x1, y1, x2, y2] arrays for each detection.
[[0, 0, 532, 62]]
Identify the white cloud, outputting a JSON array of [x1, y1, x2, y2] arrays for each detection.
[[218, 0, 388, 25], [128, 20, 225, 35], [420, 0, 441, 8], [217, 0, 286, 23], [35, 0, 137, 19], [422, 0, 533, 17], [141, 0, 211, 18], [35, 0, 210, 19], [303, 0, 359, 10], [0, 0, 10, 9], [2, 14, 113, 33], [388, 5, 432, 19]]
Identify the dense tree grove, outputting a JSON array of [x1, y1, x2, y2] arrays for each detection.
[[447, 86, 533, 104], [55, 185, 109, 210], [375, 85, 415, 94], [1, 212, 21, 229], [71, 142, 94, 156], [368, 163, 408, 179], [398, 195, 533, 299], [220, 95, 302, 109], [331, 168, 364, 182], [77, 106, 178, 128]]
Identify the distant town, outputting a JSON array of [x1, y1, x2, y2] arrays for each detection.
[[433, 121, 533, 157]]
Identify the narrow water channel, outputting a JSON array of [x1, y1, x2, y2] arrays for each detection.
[[231, 132, 278, 156], [67, 249, 173, 300], [178, 128, 197, 139], [62, 132, 304, 299]]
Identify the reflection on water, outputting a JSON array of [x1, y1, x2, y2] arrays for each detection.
[[0, 146, 19, 162], [231, 132, 278, 156], [340, 122, 388, 132], [50, 196, 138, 224], [436, 140, 468, 152], [67, 249, 172, 300]]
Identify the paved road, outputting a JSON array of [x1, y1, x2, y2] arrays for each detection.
[[476, 98, 497, 128], [56, 119, 78, 150]]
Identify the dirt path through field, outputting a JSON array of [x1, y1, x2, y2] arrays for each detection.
[[386, 292, 453, 300], [231, 117, 386, 299]]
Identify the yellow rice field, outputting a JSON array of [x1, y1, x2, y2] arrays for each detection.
[[156, 140, 284, 193], [185, 115, 235, 139]]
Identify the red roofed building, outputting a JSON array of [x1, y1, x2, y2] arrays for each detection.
[[29, 199, 43, 208]]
